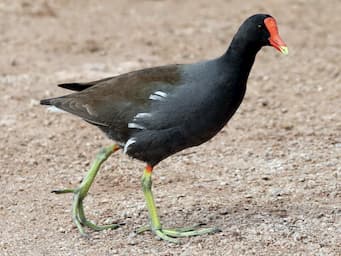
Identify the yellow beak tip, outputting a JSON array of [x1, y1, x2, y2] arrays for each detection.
[[280, 46, 289, 55]]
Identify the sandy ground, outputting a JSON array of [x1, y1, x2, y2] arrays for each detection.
[[0, 0, 340, 255]]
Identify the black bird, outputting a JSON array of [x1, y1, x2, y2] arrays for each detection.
[[41, 14, 288, 243]]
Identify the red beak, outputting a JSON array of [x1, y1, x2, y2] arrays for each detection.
[[264, 17, 288, 55]]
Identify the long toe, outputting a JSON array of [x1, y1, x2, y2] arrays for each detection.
[[53, 185, 123, 234], [75, 196, 123, 232], [162, 226, 221, 238], [154, 230, 179, 243], [81, 220, 125, 231], [137, 224, 221, 243], [135, 225, 151, 234]]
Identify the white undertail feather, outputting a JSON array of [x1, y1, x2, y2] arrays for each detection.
[[124, 138, 136, 154], [47, 106, 66, 113]]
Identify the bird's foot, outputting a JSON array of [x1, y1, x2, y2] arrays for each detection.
[[52, 187, 124, 235], [51, 144, 123, 235], [136, 223, 221, 243]]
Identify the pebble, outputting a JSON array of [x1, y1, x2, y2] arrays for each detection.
[[292, 232, 307, 241], [269, 188, 284, 197], [0, 115, 16, 126], [29, 98, 40, 107]]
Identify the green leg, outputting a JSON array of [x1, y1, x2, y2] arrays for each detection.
[[52, 144, 123, 235], [139, 165, 221, 243]]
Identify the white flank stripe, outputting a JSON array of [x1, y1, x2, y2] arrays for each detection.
[[149, 94, 164, 101], [124, 138, 136, 154], [149, 91, 168, 101], [128, 122, 145, 130], [134, 112, 152, 119], [154, 91, 168, 97]]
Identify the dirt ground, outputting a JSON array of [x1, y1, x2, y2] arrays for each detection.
[[0, 0, 340, 255]]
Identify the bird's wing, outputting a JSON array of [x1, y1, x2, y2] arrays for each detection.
[[42, 64, 185, 137]]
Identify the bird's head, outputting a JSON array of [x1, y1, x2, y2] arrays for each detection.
[[238, 14, 288, 55]]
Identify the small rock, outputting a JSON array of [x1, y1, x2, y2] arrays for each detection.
[[128, 240, 137, 245], [261, 100, 269, 107], [292, 232, 306, 241], [269, 188, 283, 197], [58, 227, 66, 233], [0, 115, 16, 126], [29, 99, 40, 107], [219, 209, 229, 215], [283, 124, 294, 130], [11, 59, 18, 66], [103, 217, 115, 225], [316, 213, 324, 218], [299, 177, 305, 182]]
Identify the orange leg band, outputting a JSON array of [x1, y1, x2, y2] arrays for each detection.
[[146, 165, 153, 174]]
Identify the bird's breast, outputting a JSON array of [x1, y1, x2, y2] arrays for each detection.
[[178, 80, 247, 147]]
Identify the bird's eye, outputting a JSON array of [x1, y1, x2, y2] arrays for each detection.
[[257, 24, 262, 29]]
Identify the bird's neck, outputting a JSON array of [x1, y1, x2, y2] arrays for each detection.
[[219, 36, 261, 79]]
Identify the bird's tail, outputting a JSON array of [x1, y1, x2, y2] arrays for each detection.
[[40, 98, 53, 105], [58, 82, 93, 91], [40, 97, 68, 113], [57, 76, 114, 91]]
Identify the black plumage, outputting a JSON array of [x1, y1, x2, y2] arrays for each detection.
[[41, 14, 288, 243]]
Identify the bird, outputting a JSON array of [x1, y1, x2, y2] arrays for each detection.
[[40, 14, 288, 243]]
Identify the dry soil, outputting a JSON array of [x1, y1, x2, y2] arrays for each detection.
[[0, 0, 340, 255]]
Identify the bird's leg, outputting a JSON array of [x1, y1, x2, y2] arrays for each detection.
[[52, 144, 123, 235], [139, 165, 221, 243]]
